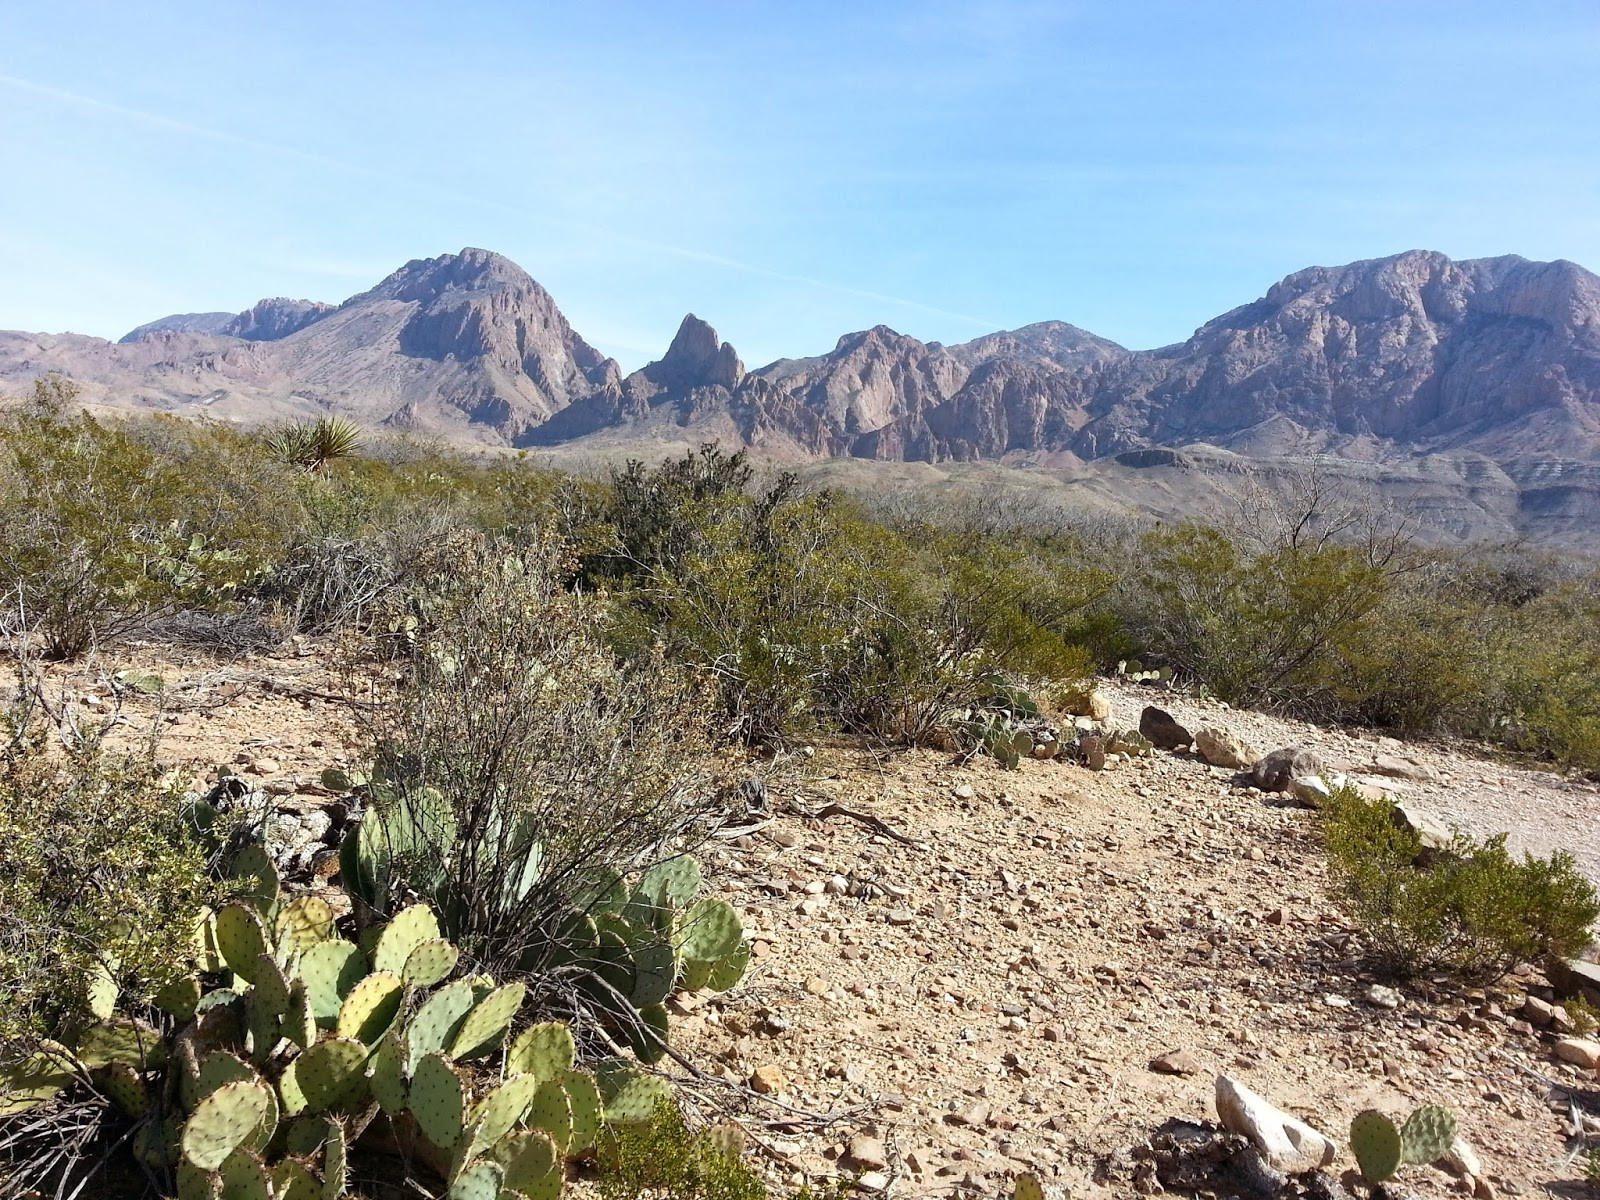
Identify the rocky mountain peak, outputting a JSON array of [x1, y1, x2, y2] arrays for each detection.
[[643, 314, 744, 391], [222, 297, 336, 341], [118, 312, 237, 343]]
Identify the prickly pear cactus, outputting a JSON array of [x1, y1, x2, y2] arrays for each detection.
[[1350, 1109, 1403, 1182], [1399, 1104, 1457, 1165]]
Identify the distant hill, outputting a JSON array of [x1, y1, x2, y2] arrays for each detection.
[[5, 246, 1600, 543]]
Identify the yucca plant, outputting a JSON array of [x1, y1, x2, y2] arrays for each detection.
[[263, 417, 363, 473]]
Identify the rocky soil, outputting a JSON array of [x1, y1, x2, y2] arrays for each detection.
[[30, 651, 1600, 1198]]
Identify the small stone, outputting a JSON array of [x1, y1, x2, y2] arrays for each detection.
[[251, 757, 281, 775], [826, 875, 849, 894], [1322, 994, 1352, 1008], [1248, 847, 1265, 862], [953, 783, 976, 800], [1193, 726, 1259, 769], [847, 1136, 889, 1172], [1040, 1025, 1067, 1043], [804, 976, 830, 996], [1250, 745, 1328, 792], [769, 829, 800, 848], [1440, 1135, 1483, 1179], [1553, 1037, 1600, 1069], [1139, 706, 1192, 750], [1365, 984, 1403, 1009], [1149, 1049, 1200, 1075], [855, 1172, 890, 1192], [887, 910, 915, 927], [749, 1065, 787, 1094]]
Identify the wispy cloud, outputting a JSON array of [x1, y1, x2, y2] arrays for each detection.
[[0, 71, 996, 331]]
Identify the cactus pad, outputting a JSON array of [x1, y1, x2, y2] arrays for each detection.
[[403, 938, 461, 988], [405, 980, 477, 1073], [560, 1069, 602, 1156], [525, 1078, 573, 1153], [368, 1031, 408, 1115], [373, 903, 441, 975], [155, 974, 204, 1021], [297, 940, 368, 1026], [181, 1080, 273, 1170], [336, 971, 404, 1045], [1350, 1109, 1403, 1183], [640, 856, 702, 908], [473, 1073, 541, 1148], [1399, 1105, 1457, 1165], [1014, 1175, 1045, 1200], [449, 983, 526, 1061], [252, 954, 292, 1018], [282, 1117, 327, 1158], [176, 1161, 221, 1200], [214, 906, 271, 986], [675, 899, 742, 963], [228, 844, 280, 912], [268, 1159, 319, 1200], [77, 1018, 165, 1070], [599, 1064, 670, 1125], [285, 982, 317, 1051], [94, 1061, 149, 1118], [295, 1038, 369, 1114], [625, 1002, 670, 1065], [197, 1051, 256, 1100], [678, 957, 714, 992], [707, 940, 749, 992], [507, 1022, 576, 1082], [498, 1129, 560, 1200], [410, 1051, 466, 1152], [275, 895, 335, 955], [243, 989, 282, 1066], [322, 1118, 347, 1200], [217, 1148, 272, 1200], [630, 939, 678, 1008], [448, 1160, 505, 1200]]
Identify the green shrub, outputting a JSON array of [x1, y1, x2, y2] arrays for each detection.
[[354, 530, 718, 984], [0, 380, 293, 657], [1322, 786, 1598, 978], [599, 1101, 769, 1200], [1125, 524, 1386, 708], [0, 695, 219, 1054]]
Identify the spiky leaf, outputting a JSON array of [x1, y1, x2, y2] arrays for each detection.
[[410, 1051, 465, 1152], [449, 983, 526, 1061], [182, 1080, 273, 1171], [373, 904, 441, 976], [336, 971, 404, 1045]]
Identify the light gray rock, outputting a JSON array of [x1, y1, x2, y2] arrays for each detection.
[[1214, 1075, 1337, 1174], [1250, 746, 1329, 792], [1193, 726, 1259, 769]]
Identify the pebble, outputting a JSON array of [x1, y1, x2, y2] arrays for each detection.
[[953, 783, 976, 799], [749, 1065, 787, 1094], [251, 757, 281, 775], [1149, 1049, 1200, 1075], [1365, 984, 1403, 1009], [846, 1135, 889, 1172], [887, 910, 916, 927]]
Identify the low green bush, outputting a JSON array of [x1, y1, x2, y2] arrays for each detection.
[[0, 696, 220, 1054], [1321, 786, 1598, 979], [0, 380, 294, 657]]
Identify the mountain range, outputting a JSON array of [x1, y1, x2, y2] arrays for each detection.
[[5, 246, 1600, 544]]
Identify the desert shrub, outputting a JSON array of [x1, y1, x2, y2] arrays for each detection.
[[350, 530, 718, 981], [0, 381, 292, 657], [599, 1102, 768, 1200], [1119, 524, 1388, 709], [1321, 786, 1598, 979], [0, 695, 219, 1054]]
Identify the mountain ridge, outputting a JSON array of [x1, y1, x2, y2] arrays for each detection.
[[5, 246, 1599, 471]]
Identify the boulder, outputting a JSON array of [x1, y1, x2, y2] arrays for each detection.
[[1548, 957, 1600, 1007], [1553, 1037, 1600, 1070], [1214, 1075, 1337, 1174], [1192, 725, 1259, 769], [1370, 753, 1439, 783], [1250, 746, 1329, 792], [1139, 705, 1192, 750]]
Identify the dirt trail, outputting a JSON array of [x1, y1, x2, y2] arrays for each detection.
[[31, 648, 1600, 1196]]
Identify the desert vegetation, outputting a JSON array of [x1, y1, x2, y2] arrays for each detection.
[[1, 384, 1598, 1196]]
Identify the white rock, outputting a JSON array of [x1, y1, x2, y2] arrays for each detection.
[[1214, 1075, 1337, 1174], [1192, 726, 1259, 769], [1440, 1134, 1483, 1178], [953, 783, 976, 799], [1364, 984, 1402, 1009], [1553, 1037, 1600, 1069]]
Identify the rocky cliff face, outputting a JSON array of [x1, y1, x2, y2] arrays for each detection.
[[11, 248, 1600, 466]]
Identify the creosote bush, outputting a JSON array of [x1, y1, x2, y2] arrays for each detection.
[[0, 379, 295, 658], [358, 529, 718, 981], [1321, 786, 1598, 979], [0, 693, 220, 1055]]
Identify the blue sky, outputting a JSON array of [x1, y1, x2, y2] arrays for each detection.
[[2, 1, 1597, 369]]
